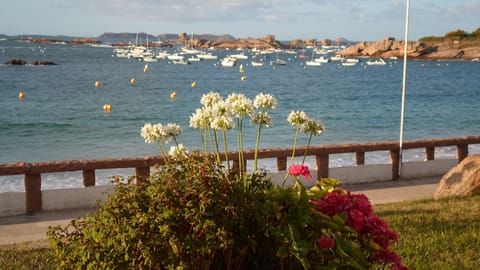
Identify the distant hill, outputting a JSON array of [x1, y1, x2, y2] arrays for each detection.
[[3, 34, 81, 41], [97, 32, 157, 44]]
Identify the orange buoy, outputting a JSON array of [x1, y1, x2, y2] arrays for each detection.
[[170, 92, 177, 99], [130, 78, 136, 84], [95, 81, 101, 87], [103, 103, 112, 112], [18, 92, 25, 100]]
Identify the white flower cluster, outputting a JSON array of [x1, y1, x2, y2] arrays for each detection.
[[301, 119, 325, 136], [287, 111, 308, 126], [190, 92, 276, 131], [140, 123, 182, 144], [287, 111, 324, 135], [226, 93, 253, 117], [168, 144, 189, 158], [251, 112, 272, 127], [254, 93, 277, 110]]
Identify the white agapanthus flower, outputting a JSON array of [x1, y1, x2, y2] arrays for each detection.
[[140, 123, 164, 143], [301, 119, 325, 136], [168, 144, 189, 158], [164, 123, 182, 138], [254, 93, 277, 110], [251, 112, 272, 127], [209, 100, 234, 130], [211, 115, 234, 130], [200, 92, 223, 108], [287, 111, 308, 126], [189, 108, 211, 129], [226, 93, 253, 117]]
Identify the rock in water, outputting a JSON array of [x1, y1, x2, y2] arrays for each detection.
[[434, 155, 480, 199], [5, 59, 27, 65]]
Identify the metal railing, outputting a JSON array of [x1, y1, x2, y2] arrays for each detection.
[[1, 135, 479, 214]]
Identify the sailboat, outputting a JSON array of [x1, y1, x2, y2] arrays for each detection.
[[271, 52, 287, 65]]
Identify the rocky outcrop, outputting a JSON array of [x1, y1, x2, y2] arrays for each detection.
[[341, 37, 480, 60], [5, 59, 27, 65], [4, 59, 56, 65], [186, 35, 287, 49], [434, 155, 480, 200], [32, 60, 57, 65]]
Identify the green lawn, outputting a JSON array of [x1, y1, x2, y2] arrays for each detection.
[[1, 194, 479, 269]]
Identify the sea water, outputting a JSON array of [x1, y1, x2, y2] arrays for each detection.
[[1, 40, 479, 192]]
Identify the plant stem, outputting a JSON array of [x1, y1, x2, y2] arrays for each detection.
[[284, 126, 300, 182], [301, 132, 313, 165], [237, 117, 244, 180], [223, 129, 230, 173], [214, 130, 221, 164], [252, 124, 263, 174]]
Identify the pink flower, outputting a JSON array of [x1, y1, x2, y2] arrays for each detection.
[[288, 164, 311, 179], [317, 236, 335, 249]]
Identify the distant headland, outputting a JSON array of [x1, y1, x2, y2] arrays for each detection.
[[1, 27, 479, 60]]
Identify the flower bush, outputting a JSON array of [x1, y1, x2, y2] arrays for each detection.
[[48, 92, 408, 269]]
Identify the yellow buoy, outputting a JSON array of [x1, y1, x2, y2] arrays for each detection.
[[103, 103, 112, 112], [130, 78, 136, 84], [191, 82, 197, 88], [18, 92, 25, 100], [170, 92, 177, 99], [95, 81, 101, 87], [240, 76, 247, 81], [239, 64, 244, 73]]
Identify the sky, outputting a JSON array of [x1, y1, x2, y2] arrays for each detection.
[[0, 0, 479, 41]]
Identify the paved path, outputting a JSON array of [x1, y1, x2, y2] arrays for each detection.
[[0, 177, 440, 246]]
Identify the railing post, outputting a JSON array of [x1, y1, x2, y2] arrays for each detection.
[[277, 157, 287, 171], [316, 153, 329, 178], [135, 166, 150, 184], [390, 149, 400, 181], [456, 144, 468, 162], [24, 173, 42, 215], [425, 146, 435, 161], [355, 152, 365, 165], [83, 169, 96, 187]]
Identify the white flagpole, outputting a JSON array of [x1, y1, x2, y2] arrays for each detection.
[[398, 0, 411, 180]]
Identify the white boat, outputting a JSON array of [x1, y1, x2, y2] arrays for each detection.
[[345, 58, 359, 63], [341, 62, 357, 66], [251, 61, 264, 67], [171, 59, 190, 65], [330, 55, 344, 61], [196, 52, 218, 60], [143, 56, 158, 62], [272, 59, 287, 65], [156, 50, 170, 59], [272, 52, 287, 65], [305, 61, 321, 66], [366, 58, 387, 66], [221, 57, 237, 67], [187, 56, 202, 62], [228, 53, 249, 60], [180, 47, 202, 55], [167, 53, 185, 60], [313, 56, 330, 63]]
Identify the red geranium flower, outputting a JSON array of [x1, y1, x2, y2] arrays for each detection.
[[317, 236, 335, 249], [288, 164, 311, 179]]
